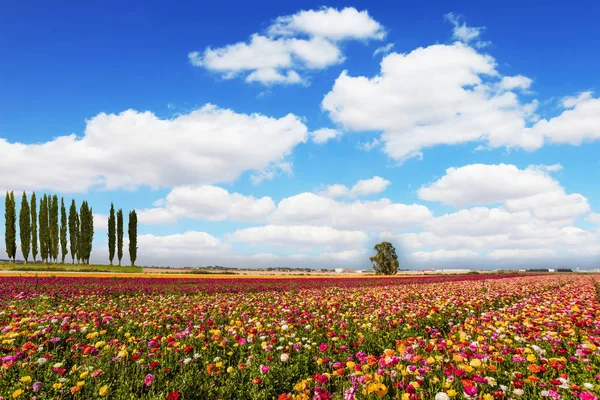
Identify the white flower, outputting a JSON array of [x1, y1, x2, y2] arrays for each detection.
[[36, 358, 47, 366], [513, 389, 524, 396], [53, 363, 63, 369], [58, 378, 66, 383], [487, 377, 497, 387], [281, 325, 289, 331], [584, 383, 594, 390], [435, 393, 450, 400], [280, 353, 290, 362], [305, 325, 311, 331], [183, 358, 192, 365], [193, 353, 201, 359]]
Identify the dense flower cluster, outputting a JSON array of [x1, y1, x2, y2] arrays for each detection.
[[0, 274, 598, 399]]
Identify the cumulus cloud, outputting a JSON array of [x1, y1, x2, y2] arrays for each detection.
[[444, 13, 489, 48], [93, 214, 108, 231], [270, 192, 431, 231], [322, 39, 600, 161], [138, 185, 276, 225], [229, 224, 368, 249], [418, 164, 578, 209], [588, 213, 600, 224], [189, 7, 385, 85], [310, 128, 342, 144], [0, 105, 307, 193], [410, 249, 479, 263], [319, 176, 391, 198]]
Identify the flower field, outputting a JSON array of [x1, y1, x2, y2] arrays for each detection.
[[0, 274, 598, 399]]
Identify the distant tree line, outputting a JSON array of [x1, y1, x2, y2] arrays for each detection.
[[4, 191, 138, 266]]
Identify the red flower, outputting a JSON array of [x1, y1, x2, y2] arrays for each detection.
[[166, 390, 179, 400]]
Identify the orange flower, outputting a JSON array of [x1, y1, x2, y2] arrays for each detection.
[[528, 364, 541, 373]]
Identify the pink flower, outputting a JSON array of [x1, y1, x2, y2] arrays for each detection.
[[144, 374, 154, 387], [580, 392, 598, 400], [260, 365, 270, 374], [319, 343, 328, 352], [464, 386, 478, 397]]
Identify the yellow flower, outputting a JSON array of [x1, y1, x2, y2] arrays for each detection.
[[526, 354, 537, 363], [470, 358, 482, 368], [77, 381, 85, 387], [53, 383, 63, 390], [80, 371, 89, 379], [12, 389, 24, 398], [20, 376, 32, 383], [483, 395, 494, 400], [346, 361, 356, 369], [99, 385, 109, 396], [227, 366, 234, 373], [447, 389, 457, 397]]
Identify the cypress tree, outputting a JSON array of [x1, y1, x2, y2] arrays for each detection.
[[78, 201, 94, 264], [5, 191, 16, 262], [19, 192, 31, 263], [108, 203, 116, 265], [128, 210, 137, 267], [60, 198, 68, 263], [4, 192, 10, 260], [117, 209, 123, 266], [31, 192, 38, 263], [39, 195, 48, 263], [68, 199, 79, 264], [50, 195, 59, 263]]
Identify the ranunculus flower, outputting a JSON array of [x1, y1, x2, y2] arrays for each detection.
[[144, 374, 154, 387]]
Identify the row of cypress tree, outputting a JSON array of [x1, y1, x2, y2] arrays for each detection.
[[106, 203, 137, 266], [4, 192, 138, 266]]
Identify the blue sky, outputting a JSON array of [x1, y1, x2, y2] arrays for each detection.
[[1, 1, 599, 269]]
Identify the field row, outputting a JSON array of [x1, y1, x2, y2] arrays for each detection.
[[0, 274, 598, 399]]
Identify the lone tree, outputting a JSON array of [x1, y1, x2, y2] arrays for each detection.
[[108, 203, 116, 265], [117, 209, 124, 266], [31, 192, 38, 263], [4, 191, 16, 262], [60, 198, 68, 263], [128, 210, 137, 267], [370, 242, 399, 275], [19, 192, 31, 263], [68, 199, 79, 264]]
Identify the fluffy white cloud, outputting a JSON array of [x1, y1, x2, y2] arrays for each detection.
[[139, 231, 225, 256], [189, 7, 384, 85], [268, 7, 385, 40], [0, 105, 307, 193], [138, 185, 275, 225], [444, 13, 487, 47], [322, 40, 600, 161], [410, 249, 479, 263], [310, 128, 342, 144], [229, 224, 368, 249], [93, 214, 108, 231], [373, 43, 394, 57], [319, 176, 390, 198], [588, 213, 600, 224], [270, 192, 431, 231], [418, 164, 573, 208], [488, 248, 556, 260]]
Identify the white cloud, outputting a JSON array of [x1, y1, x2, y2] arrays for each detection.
[[444, 12, 488, 48], [587, 213, 600, 224], [310, 128, 342, 144], [349, 176, 391, 196], [322, 40, 600, 161], [138, 231, 226, 258], [271, 192, 431, 231], [418, 164, 572, 208], [499, 75, 532, 91], [190, 7, 384, 85], [373, 43, 394, 57], [0, 105, 307, 193], [267, 7, 385, 40], [319, 184, 350, 198], [562, 91, 593, 108], [488, 248, 556, 260], [357, 138, 381, 151], [250, 161, 294, 185], [410, 249, 479, 262], [138, 185, 276, 225], [229, 224, 368, 249], [319, 176, 390, 198], [93, 213, 108, 231]]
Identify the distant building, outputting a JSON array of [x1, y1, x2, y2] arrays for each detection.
[[334, 268, 343, 273]]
